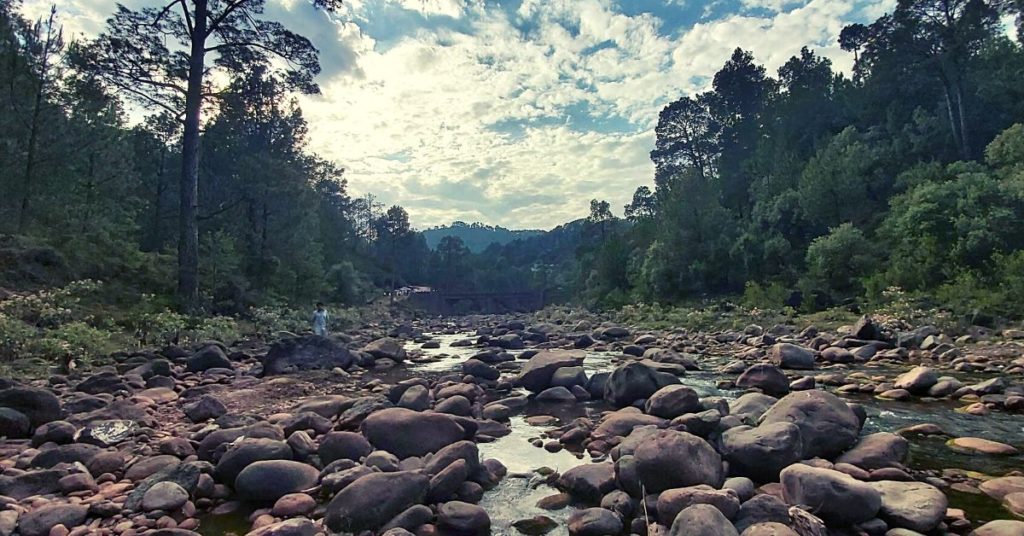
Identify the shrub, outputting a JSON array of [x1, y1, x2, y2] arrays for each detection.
[[741, 281, 790, 310]]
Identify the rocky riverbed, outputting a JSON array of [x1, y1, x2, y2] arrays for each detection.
[[0, 314, 1022, 536]]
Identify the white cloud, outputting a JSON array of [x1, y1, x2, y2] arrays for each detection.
[[24, 0, 882, 229]]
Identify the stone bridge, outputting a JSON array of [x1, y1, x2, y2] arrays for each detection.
[[408, 290, 545, 315]]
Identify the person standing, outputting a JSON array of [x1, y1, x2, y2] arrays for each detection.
[[312, 302, 329, 336]]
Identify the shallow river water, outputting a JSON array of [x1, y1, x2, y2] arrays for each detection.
[[200, 332, 1024, 535]]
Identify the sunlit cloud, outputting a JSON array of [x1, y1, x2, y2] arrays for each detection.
[[25, 0, 891, 229]]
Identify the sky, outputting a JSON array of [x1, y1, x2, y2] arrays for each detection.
[[24, 0, 896, 230]]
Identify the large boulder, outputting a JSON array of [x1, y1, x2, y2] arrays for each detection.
[[644, 385, 701, 419], [567, 507, 623, 536], [633, 430, 723, 493], [362, 338, 407, 361], [17, 504, 89, 536], [852, 315, 883, 341], [324, 471, 430, 532], [770, 344, 816, 370], [319, 431, 374, 464], [182, 395, 227, 423], [76, 371, 131, 395], [235, 460, 319, 504], [735, 365, 790, 397], [558, 463, 616, 503], [262, 335, 354, 375], [515, 350, 586, 393], [437, 501, 491, 535], [0, 407, 30, 438], [869, 480, 947, 533], [780, 464, 881, 525], [668, 504, 739, 536], [592, 410, 665, 441], [197, 422, 285, 461], [893, 366, 938, 395], [721, 423, 803, 482], [361, 408, 465, 458], [215, 438, 293, 486], [124, 461, 202, 511], [729, 393, 778, 422], [461, 359, 499, 381], [604, 362, 680, 408], [187, 345, 232, 372], [0, 468, 70, 500], [657, 485, 741, 523], [835, 433, 908, 470], [30, 443, 101, 468], [0, 387, 62, 428], [759, 390, 861, 459]]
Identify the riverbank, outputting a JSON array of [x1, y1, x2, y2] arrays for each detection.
[[0, 312, 1021, 535]]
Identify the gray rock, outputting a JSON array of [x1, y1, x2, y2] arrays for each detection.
[[835, 433, 909, 470], [736, 365, 790, 397], [770, 344, 816, 370], [759, 390, 862, 459], [262, 335, 354, 374], [215, 438, 293, 486], [17, 504, 89, 536], [187, 345, 232, 372], [567, 507, 623, 536], [438, 501, 491, 535], [0, 407, 30, 438], [461, 359, 499, 381], [721, 423, 803, 482], [658, 485, 741, 523], [30, 420, 76, 446], [633, 430, 723, 493], [668, 504, 739, 536], [893, 367, 938, 395], [870, 480, 947, 532], [182, 396, 227, 423], [558, 462, 615, 503], [362, 338, 407, 361], [645, 385, 702, 418], [604, 362, 680, 408], [142, 481, 189, 512], [734, 494, 792, 533], [536, 386, 576, 402], [516, 350, 586, 393], [325, 471, 430, 532], [780, 464, 881, 525], [361, 408, 465, 458], [0, 387, 62, 428], [124, 461, 201, 511], [319, 431, 373, 464], [398, 385, 431, 411], [235, 460, 319, 504]]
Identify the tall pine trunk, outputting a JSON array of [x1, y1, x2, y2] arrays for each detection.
[[178, 0, 208, 312]]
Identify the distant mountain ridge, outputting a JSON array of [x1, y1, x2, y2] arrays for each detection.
[[422, 221, 544, 252]]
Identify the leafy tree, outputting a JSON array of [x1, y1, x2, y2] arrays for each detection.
[[75, 0, 341, 311], [797, 127, 889, 230], [803, 223, 876, 304], [624, 186, 656, 222], [436, 236, 470, 290], [651, 93, 720, 184]]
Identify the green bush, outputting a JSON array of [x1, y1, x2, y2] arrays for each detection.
[[741, 281, 790, 310], [802, 223, 875, 305]]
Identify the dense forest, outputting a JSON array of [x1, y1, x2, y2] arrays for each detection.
[[561, 0, 1024, 320], [1, 0, 1024, 334]]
